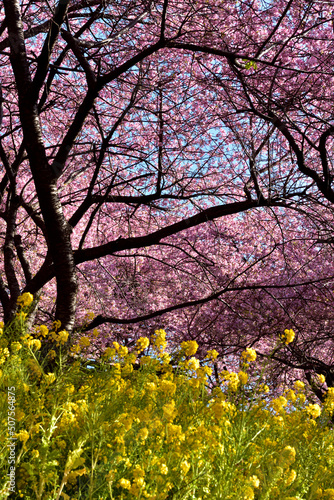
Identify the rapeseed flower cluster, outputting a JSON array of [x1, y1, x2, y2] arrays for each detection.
[[0, 309, 333, 499], [280, 328, 296, 345]]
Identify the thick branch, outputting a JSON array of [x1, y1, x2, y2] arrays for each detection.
[[74, 199, 278, 264]]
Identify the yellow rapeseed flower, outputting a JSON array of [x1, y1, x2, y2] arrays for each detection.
[[238, 371, 248, 385], [181, 340, 198, 356], [137, 427, 149, 441], [206, 349, 219, 360], [30, 339, 41, 350], [180, 460, 191, 475], [221, 371, 239, 391], [16, 311, 27, 321], [136, 337, 150, 352], [118, 345, 128, 357], [11, 342, 22, 353], [294, 380, 305, 391], [103, 347, 116, 358], [210, 400, 235, 420], [133, 464, 145, 479], [248, 475, 260, 488], [279, 446, 296, 466], [159, 380, 176, 396], [153, 329, 167, 351], [324, 387, 334, 413], [317, 374, 326, 384], [159, 463, 168, 475], [162, 400, 177, 422], [271, 396, 288, 413], [58, 330, 69, 344], [285, 389, 296, 403], [16, 430, 30, 443], [53, 320, 61, 330], [305, 403, 321, 419], [17, 293, 34, 307], [44, 373, 56, 385], [166, 423, 184, 444], [322, 490, 334, 500], [243, 486, 254, 500], [35, 325, 49, 338], [119, 478, 131, 490], [241, 348, 257, 363], [281, 328, 295, 344], [187, 357, 200, 371], [285, 469, 297, 486]]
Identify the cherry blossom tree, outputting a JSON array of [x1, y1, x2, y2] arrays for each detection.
[[1, 0, 334, 398]]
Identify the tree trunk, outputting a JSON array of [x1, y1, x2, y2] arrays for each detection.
[[4, 0, 77, 333]]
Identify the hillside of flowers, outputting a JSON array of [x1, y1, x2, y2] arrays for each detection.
[[0, 295, 333, 499]]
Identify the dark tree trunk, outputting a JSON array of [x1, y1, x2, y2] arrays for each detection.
[[4, 0, 77, 333]]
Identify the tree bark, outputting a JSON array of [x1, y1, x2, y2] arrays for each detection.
[[4, 0, 77, 332]]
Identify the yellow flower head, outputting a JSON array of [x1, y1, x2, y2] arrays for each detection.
[[181, 340, 198, 356], [17, 293, 34, 308], [118, 345, 128, 357], [30, 339, 41, 350], [322, 490, 334, 500], [159, 380, 176, 396], [210, 400, 236, 420], [187, 357, 200, 371], [305, 403, 321, 419], [35, 325, 49, 338], [137, 427, 149, 441], [153, 329, 167, 351], [16, 430, 30, 443], [16, 311, 27, 321], [280, 446, 296, 466], [119, 478, 131, 490], [133, 464, 145, 479], [238, 371, 248, 385], [248, 475, 260, 488], [58, 330, 69, 344], [206, 349, 219, 361], [162, 400, 177, 422], [53, 320, 62, 331], [44, 373, 56, 385], [180, 460, 191, 475], [285, 469, 297, 486], [166, 423, 184, 443], [11, 342, 22, 353], [48, 350, 57, 359], [221, 371, 239, 391], [271, 396, 288, 413], [243, 486, 254, 500], [317, 374, 326, 385], [294, 380, 305, 391], [281, 329, 295, 344], [241, 348, 257, 363], [136, 337, 150, 352], [324, 387, 334, 413], [159, 463, 168, 475]]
